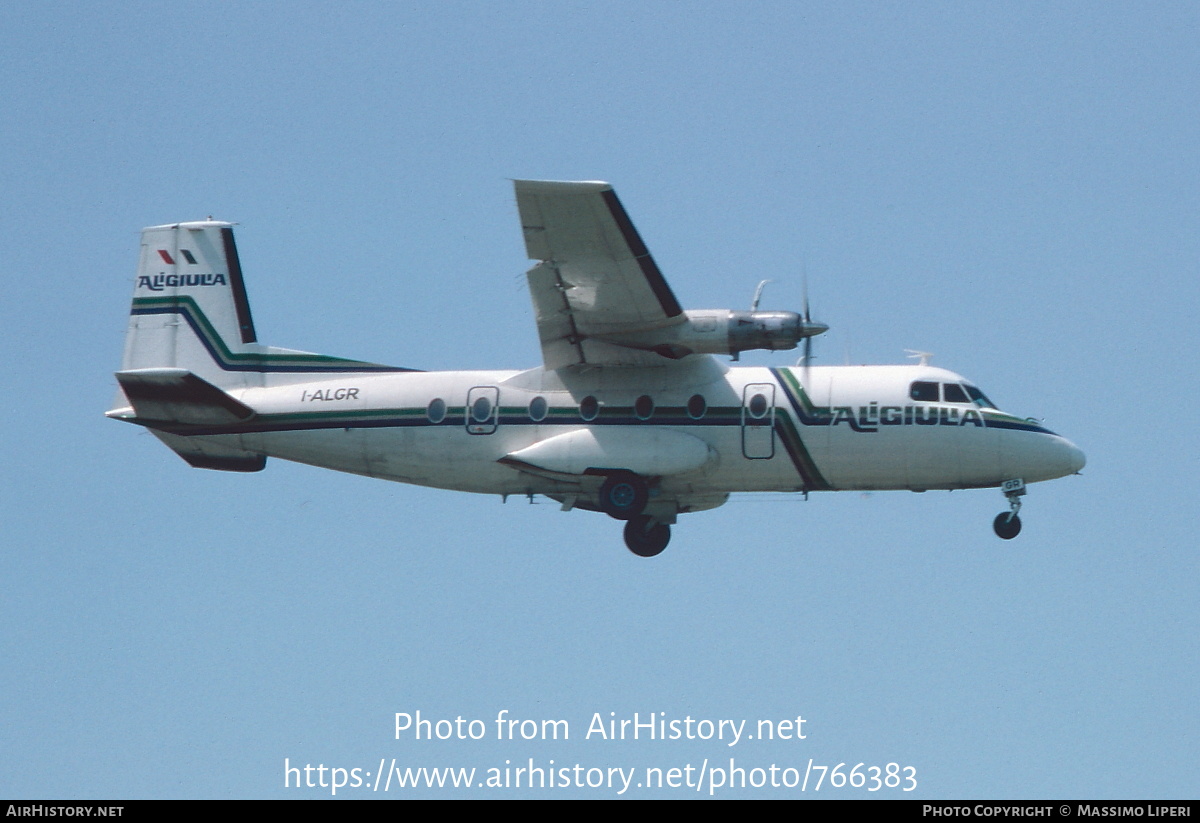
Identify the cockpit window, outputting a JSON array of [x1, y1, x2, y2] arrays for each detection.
[[943, 383, 969, 403], [965, 384, 997, 409], [909, 381, 939, 402]]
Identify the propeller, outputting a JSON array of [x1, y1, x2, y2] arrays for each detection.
[[797, 267, 826, 379], [801, 271, 814, 370]]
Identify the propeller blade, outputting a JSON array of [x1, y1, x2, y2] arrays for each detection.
[[751, 279, 772, 312], [802, 263, 811, 322]]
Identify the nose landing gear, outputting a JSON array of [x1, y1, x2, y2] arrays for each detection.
[[993, 478, 1025, 539]]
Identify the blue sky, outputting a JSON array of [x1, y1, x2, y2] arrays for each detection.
[[2, 2, 1197, 798]]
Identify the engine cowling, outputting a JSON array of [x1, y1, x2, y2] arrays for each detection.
[[599, 309, 828, 360]]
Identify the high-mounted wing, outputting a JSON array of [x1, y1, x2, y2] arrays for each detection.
[[515, 180, 687, 369]]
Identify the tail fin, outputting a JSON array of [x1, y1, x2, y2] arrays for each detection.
[[111, 220, 413, 470], [117, 220, 407, 394], [120, 220, 259, 390]]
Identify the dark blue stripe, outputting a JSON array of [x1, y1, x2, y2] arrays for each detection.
[[132, 414, 743, 437], [984, 418, 1057, 435], [220, 227, 257, 344]]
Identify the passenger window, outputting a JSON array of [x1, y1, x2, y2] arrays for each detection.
[[943, 383, 969, 403], [471, 395, 493, 423], [909, 381, 939, 402], [528, 396, 548, 422], [426, 397, 447, 424], [579, 395, 599, 421], [748, 393, 770, 419], [687, 394, 707, 420], [634, 395, 654, 420]]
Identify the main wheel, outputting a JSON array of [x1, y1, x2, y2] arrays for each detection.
[[993, 512, 1022, 540], [598, 473, 649, 520], [624, 515, 671, 557]]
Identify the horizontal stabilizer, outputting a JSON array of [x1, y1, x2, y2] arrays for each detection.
[[114, 368, 256, 426], [150, 430, 266, 472]]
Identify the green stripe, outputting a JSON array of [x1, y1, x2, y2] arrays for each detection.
[[773, 368, 832, 490], [132, 295, 404, 371]]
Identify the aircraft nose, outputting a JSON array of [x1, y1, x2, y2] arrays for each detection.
[[1048, 435, 1086, 479], [999, 430, 1086, 482], [1064, 440, 1086, 474]]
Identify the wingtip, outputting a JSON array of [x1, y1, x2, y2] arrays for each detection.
[[513, 179, 612, 195]]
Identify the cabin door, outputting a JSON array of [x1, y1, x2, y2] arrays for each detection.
[[466, 386, 500, 435], [741, 383, 776, 459]]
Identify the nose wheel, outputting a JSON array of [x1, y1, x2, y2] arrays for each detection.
[[993, 479, 1025, 540], [993, 511, 1022, 539]]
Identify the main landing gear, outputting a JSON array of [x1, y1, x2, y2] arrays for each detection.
[[624, 515, 671, 557], [993, 478, 1025, 540], [598, 472, 649, 521], [596, 471, 672, 557]]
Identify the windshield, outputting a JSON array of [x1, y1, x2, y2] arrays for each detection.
[[964, 384, 998, 410]]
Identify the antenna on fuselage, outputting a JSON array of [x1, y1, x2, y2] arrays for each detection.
[[905, 349, 934, 366]]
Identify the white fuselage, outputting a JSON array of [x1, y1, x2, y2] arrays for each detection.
[[197, 360, 1083, 506], [112, 195, 1084, 550]]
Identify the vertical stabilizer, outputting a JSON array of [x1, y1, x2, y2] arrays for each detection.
[[109, 219, 411, 470], [121, 221, 258, 389]]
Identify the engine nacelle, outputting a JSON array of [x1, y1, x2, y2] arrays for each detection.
[[598, 309, 828, 360]]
